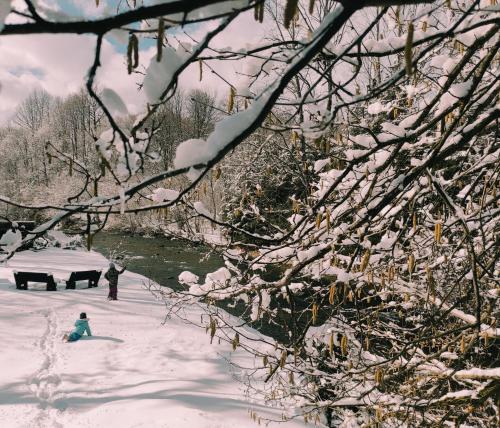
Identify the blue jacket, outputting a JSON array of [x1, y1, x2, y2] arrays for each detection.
[[72, 319, 92, 336]]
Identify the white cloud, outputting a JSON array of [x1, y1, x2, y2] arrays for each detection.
[[0, 6, 270, 125], [0, 33, 143, 124]]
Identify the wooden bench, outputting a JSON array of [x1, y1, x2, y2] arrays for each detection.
[[14, 271, 57, 291], [65, 270, 101, 289]]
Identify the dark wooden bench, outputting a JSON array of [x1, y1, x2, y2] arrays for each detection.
[[14, 271, 57, 291], [65, 270, 101, 289]]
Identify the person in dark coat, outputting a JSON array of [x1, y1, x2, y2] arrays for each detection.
[[104, 262, 125, 300]]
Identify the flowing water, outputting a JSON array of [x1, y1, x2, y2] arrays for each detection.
[[92, 232, 223, 289], [93, 232, 292, 343]]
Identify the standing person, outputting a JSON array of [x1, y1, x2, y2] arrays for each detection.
[[104, 262, 126, 301], [63, 312, 92, 342]]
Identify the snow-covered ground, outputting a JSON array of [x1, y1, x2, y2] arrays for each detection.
[[0, 248, 306, 428]]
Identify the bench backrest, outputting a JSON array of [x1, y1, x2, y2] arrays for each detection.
[[68, 270, 101, 281], [14, 271, 52, 282]]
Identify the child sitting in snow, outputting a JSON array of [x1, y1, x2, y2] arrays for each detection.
[[63, 312, 92, 342]]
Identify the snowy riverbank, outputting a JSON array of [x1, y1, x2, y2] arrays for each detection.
[[0, 248, 307, 428]]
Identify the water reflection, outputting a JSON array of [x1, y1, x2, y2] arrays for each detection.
[[92, 232, 223, 290]]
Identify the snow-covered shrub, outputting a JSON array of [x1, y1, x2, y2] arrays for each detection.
[[33, 231, 82, 250]]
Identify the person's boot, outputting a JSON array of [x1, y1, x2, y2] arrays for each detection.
[[62, 333, 69, 342]]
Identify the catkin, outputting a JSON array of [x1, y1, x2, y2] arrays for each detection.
[[69, 158, 73, 177], [434, 222, 442, 244], [425, 263, 432, 283], [311, 303, 318, 324], [360, 249, 371, 272], [209, 319, 216, 343], [93, 179, 98, 197], [408, 253, 415, 274], [198, 59, 203, 81], [315, 213, 322, 229], [95, 0, 99, 6], [214, 166, 222, 180], [157, 18, 165, 62], [329, 284, 336, 305], [258, 0, 264, 23], [284, 0, 298, 29], [309, 0, 315, 14], [325, 208, 331, 230], [280, 350, 287, 368], [263, 355, 268, 366], [460, 335, 466, 353], [389, 265, 396, 281], [341, 335, 348, 356], [133, 37, 139, 68], [227, 86, 235, 113], [481, 332, 489, 347], [375, 367, 384, 385], [367, 270, 373, 285], [127, 34, 139, 74], [232, 333, 240, 351], [405, 22, 414, 76]]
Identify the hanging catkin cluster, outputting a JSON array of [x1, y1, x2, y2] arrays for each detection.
[[227, 87, 236, 113], [254, 1, 264, 23], [127, 34, 139, 74], [284, 0, 298, 29], [360, 249, 371, 272], [405, 22, 414, 76]]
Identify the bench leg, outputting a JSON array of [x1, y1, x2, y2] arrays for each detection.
[[66, 281, 75, 290]]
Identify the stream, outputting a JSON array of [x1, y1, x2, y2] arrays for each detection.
[[92, 232, 223, 289], [92, 231, 292, 343]]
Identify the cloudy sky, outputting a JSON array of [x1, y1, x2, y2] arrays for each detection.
[[0, 0, 267, 125]]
